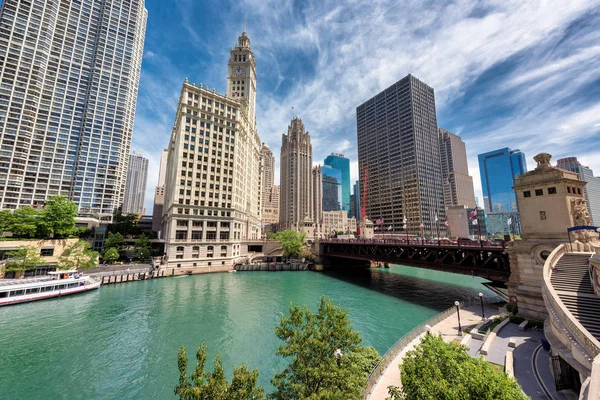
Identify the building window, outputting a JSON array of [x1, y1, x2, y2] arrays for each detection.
[[577, 188, 581, 195], [40, 248, 54, 257], [176, 246, 184, 252], [523, 191, 531, 198], [567, 187, 571, 193], [535, 189, 543, 196], [548, 187, 557, 194], [539, 211, 547, 220], [175, 231, 187, 240], [176, 255, 183, 259]]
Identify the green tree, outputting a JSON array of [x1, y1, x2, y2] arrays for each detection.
[[270, 296, 381, 399], [134, 233, 152, 260], [104, 232, 125, 251], [0, 210, 14, 235], [102, 247, 120, 264], [41, 196, 77, 237], [271, 230, 307, 258], [4, 246, 45, 272], [387, 334, 527, 400], [10, 207, 39, 237], [175, 343, 264, 400], [57, 241, 98, 270], [110, 207, 140, 236]]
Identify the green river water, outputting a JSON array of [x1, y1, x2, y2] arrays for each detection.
[[0, 265, 497, 399]]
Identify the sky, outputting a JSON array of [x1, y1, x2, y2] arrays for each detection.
[[133, 0, 600, 213]]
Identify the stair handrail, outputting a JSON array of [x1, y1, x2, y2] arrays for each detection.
[[542, 244, 600, 358]]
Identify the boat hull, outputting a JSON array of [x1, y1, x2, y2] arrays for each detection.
[[0, 281, 101, 306]]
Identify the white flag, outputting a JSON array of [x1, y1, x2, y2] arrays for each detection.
[[403, 216, 407, 224], [507, 217, 512, 226], [435, 213, 438, 222], [402, 224, 407, 230], [472, 219, 478, 226], [387, 225, 392, 231]]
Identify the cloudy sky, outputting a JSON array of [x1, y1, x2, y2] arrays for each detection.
[[133, 0, 600, 212]]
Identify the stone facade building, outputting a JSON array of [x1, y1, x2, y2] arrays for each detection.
[[0, 0, 147, 217], [260, 144, 279, 231], [322, 210, 357, 236], [162, 30, 261, 271], [152, 149, 168, 235], [556, 157, 600, 226], [438, 128, 476, 208]]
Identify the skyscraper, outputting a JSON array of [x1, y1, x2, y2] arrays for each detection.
[[0, 0, 147, 217], [478, 148, 527, 213], [279, 118, 313, 230], [152, 149, 168, 234], [357, 74, 445, 234], [162, 30, 262, 270], [438, 128, 476, 208], [122, 152, 149, 214], [556, 157, 600, 225], [322, 165, 342, 211], [324, 153, 351, 216], [260, 143, 279, 229], [353, 180, 361, 221], [313, 165, 323, 230]]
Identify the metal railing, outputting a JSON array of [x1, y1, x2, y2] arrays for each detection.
[[321, 238, 507, 249], [361, 299, 483, 399]]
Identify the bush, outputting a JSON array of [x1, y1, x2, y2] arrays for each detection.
[[388, 334, 527, 400], [509, 316, 525, 324]]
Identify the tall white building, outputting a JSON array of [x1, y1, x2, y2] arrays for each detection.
[[260, 144, 279, 230], [152, 149, 168, 234], [0, 0, 147, 217], [162, 30, 262, 270], [122, 152, 148, 214]]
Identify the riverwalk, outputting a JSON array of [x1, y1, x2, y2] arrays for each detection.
[[367, 305, 567, 400]]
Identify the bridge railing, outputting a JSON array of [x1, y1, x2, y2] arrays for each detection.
[[321, 238, 507, 249], [361, 298, 485, 399]]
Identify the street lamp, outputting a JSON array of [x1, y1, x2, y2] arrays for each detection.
[[454, 301, 462, 333], [478, 292, 485, 320], [334, 348, 343, 367], [425, 324, 432, 335]]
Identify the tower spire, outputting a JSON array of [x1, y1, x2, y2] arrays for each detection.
[[244, 19, 247, 33]]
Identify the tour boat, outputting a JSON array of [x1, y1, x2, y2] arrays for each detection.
[[0, 270, 101, 306]]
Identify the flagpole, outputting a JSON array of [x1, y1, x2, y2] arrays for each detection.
[[477, 209, 482, 246], [437, 217, 440, 246]]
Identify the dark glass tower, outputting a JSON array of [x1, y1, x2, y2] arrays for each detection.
[[356, 74, 445, 234]]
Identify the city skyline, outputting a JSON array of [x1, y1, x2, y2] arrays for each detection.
[[132, 1, 600, 214]]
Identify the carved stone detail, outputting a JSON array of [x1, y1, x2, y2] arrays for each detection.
[[571, 198, 592, 226], [534, 153, 552, 170]]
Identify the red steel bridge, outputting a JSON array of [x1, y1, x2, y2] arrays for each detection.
[[319, 238, 511, 283]]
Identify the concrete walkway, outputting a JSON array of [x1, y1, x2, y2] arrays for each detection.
[[368, 304, 495, 399]]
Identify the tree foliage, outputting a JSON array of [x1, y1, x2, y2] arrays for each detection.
[[41, 195, 77, 237], [110, 207, 141, 236], [271, 230, 307, 258], [102, 247, 120, 263], [9, 207, 39, 237], [4, 246, 45, 271], [387, 334, 527, 400], [270, 296, 381, 399], [134, 233, 152, 259], [104, 232, 125, 251], [57, 241, 98, 270], [175, 343, 264, 400]]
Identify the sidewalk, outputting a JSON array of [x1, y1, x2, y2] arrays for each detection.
[[368, 304, 495, 399]]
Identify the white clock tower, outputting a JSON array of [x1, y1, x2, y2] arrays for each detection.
[[227, 29, 257, 129]]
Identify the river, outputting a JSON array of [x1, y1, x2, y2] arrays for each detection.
[[0, 265, 497, 399]]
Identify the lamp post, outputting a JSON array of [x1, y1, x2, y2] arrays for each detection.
[[478, 292, 485, 320], [334, 348, 343, 367], [425, 324, 432, 335], [454, 301, 462, 333]]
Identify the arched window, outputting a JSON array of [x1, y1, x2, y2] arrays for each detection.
[[192, 246, 200, 252]]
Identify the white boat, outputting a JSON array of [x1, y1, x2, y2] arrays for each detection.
[[0, 270, 100, 306]]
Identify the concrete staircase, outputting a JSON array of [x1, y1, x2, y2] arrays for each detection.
[[551, 253, 600, 341]]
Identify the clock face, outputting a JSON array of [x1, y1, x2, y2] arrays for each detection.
[[233, 66, 245, 77]]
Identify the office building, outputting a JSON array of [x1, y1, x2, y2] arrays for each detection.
[[357, 74, 445, 234], [438, 128, 476, 208], [322, 210, 357, 235], [162, 30, 262, 270], [324, 153, 351, 216], [0, 0, 147, 217], [353, 180, 361, 221], [152, 149, 168, 234], [260, 143, 279, 230], [478, 148, 527, 213], [122, 152, 149, 214], [556, 157, 600, 226], [312, 165, 323, 232], [322, 165, 342, 211], [279, 118, 313, 230]]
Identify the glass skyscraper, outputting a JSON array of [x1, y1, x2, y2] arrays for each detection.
[[322, 165, 342, 211], [0, 0, 147, 217], [324, 153, 350, 216], [478, 148, 527, 213]]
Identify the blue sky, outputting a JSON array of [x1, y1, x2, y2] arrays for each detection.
[[133, 0, 600, 212]]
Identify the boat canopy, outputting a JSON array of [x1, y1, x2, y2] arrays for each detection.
[[47, 270, 78, 275]]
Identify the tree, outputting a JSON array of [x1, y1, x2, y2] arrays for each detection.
[[387, 334, 527, 400], [104, 232, 125, 251], [10, 207, 39, 237], [4, 246, 45, 272], [175, 343, 264, 400], [110, 207, 140, 236], [271, 230, 307, 258], [134, 233, 152, 260], [41, 195, 77, 237], [102, 247, 120, 264], [57, 241, 98, 270], [0, 210, 14, 235], [270, 296, 381, 399]]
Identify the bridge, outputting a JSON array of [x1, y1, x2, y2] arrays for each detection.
[[319, 238, 510, 283]]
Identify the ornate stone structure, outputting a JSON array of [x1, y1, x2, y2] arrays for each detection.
[[508, 152, 595, 319]]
